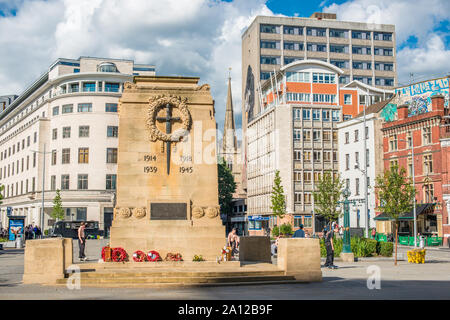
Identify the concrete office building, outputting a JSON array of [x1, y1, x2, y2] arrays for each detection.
[[241, 13, 396, 195], [0, 57, 155, 235]]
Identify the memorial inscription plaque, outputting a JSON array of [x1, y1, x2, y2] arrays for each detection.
[[150, 203, 187, 220]]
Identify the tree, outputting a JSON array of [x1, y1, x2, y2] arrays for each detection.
[[0, 184, 3, 205], [313, 173, 344, 229], [375, 165, 415, 266], [270, 170, 286, 220], [51, 189, 64, 221], [218, 160, 236, 222]]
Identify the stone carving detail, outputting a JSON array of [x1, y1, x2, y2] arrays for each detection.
[[206, 206, 219, 219], [146, 95, 192, 142], [195, 84, 210, 91], [124, 82, 137, 90], [118, 207, 132, 219], [132, 207, 146, 219], [192, 206, 205, 219]]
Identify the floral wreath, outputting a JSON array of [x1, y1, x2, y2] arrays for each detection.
[[146, 95, 192, 142], [133, 250, 146, 262], [112, 247, 128, 262], [165, 252, 183, 261], [147, 250, 161, 262]]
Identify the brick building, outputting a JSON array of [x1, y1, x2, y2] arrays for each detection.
[[379, 95, 448, 241]]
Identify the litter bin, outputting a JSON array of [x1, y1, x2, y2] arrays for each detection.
[[419, 236, 426, 249], [15, 235, 23, 248]]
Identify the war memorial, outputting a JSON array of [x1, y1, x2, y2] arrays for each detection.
[[21, 76, 321, 287]]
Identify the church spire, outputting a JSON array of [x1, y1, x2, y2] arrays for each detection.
[[223, 69, 237, 155]]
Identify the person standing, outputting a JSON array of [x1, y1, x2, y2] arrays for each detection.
[[292, 224, 305, 238], [78, 222, 87, 261], [324, 224, 339, 269]]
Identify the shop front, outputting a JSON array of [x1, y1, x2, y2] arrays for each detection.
[[248, 215, 270, 236]]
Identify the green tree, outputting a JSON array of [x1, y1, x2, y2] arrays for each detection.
[[375, 165, 415, 265], [313, 173, 344, 229], [270, 170, 286, 219], [0, 184, 3, 205], [218, 160, 236, 220], [51, 189, 64, 221]]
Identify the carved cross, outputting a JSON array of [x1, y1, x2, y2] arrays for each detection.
[[156, 103, 180, 175]]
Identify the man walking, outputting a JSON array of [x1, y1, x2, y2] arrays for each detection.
[[324, 224, 339, 269], [292, 224, 305, 238], [78, 221, 87, 261]]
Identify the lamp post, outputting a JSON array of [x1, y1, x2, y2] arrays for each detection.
[[342, 188, 352, 253], [400, 133, 417, 247], [31, 144, 52, 236]]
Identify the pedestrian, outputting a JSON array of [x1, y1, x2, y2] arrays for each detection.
[[292, 224, 305, 238], [78, 221, 87, 261], [324, 224, 339, 269], [227, 228, 239, 256], [371, 227, 376, 239], [271, 236, 280, 256]]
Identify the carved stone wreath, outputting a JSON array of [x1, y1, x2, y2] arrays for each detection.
[[115, 207, 131, 219], [192, 206, 205, 219], [206, 206, 219, 219], [146, 95, 192, 142], [132, 207, 146, 219]]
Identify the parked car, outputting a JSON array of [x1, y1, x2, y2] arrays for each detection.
[[50, 220, 100, 239]]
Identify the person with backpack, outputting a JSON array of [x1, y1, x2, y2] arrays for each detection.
[[324, 224, 339, 269]]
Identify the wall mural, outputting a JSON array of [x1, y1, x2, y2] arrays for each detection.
[[395, 77, 449, 117], [380, 103, 397, 122]]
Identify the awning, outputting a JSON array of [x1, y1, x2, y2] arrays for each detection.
[[374, 203, 434, 221], [248, 215, 270, 221]]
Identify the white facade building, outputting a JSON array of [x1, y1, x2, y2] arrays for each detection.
[[0, 57, 155, 234], [337, 100, 390, 230]]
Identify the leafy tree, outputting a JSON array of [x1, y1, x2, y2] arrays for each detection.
[[218, 160, 236, 221], [51, 189, 64, 221], [375, 165, 415, 266], [313, 173, 344, 229], [0, 184, 3, 205], [279, 223, 293, 236], [270, 170, 286, 219]]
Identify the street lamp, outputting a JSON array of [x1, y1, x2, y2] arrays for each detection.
[[400, 134, 417, 248], [31, 143, 52, 236]]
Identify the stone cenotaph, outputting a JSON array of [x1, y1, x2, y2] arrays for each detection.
[[109, 76, 225, 261]]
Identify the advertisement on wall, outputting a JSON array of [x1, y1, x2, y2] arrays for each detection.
[[8, 218, 24, 241]]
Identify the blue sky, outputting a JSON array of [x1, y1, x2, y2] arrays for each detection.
[[0, 0, 449, 130]]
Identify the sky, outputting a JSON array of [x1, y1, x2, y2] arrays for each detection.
[[0, 0, 449, 132]]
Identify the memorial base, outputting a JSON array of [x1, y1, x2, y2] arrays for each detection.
[[110, 220, 226, 261]]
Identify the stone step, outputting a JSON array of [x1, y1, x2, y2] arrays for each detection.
[[72, 270, 286, 279], [57, 274, 294, 285]]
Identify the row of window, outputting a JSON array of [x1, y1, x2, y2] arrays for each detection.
[[260, 24, 393, 41], [344, 127, 369, 143], [59, 82, 120, 94], [50, 147, 118, 165], [1, 174, 117, 198], [293, 129, 338, 142], [344, 177, 371, 197], [0, 153, 36, 180], [293, 150, 338, 162], [293, 109, 340, 121], [52, 103, 118, 115], [52, 125, 118, 139], [388, 128, 432, 151], [345, 150, 370, 170], [0, 132, 37, 161]]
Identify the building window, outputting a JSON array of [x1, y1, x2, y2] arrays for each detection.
[[354, 129, 359, 142], [105, 83, 120, 92], [366, 149, 370, 167], [294, 171, 302, 181], [51, 150, 57, 165], [355, 178, 360, 195], [344, 94, 352, 105], [294, 193, 302, 202], [62, 104, 73, 114], [330, 29, 346, 38], [313, 130, 321, 141], [345, 154, 350, 170], [107, 126, 119, 138], [77, 174, 88, 190], [333, 151, 338, 162], [365, 126, 369, 140], [355, 152, 360, 168], [423, 184, 434, 203], [52, 106, 59, 116], [33, 152, 36, 167], [390, 159, 398, 169], [107, 148, 118, 163], [303, 130, 311, 141], [260, 56, 279, 65], [323, 130, 331, 141], [303, 109, 311, 120], [423, 154, 433, 174], [105, 103, 118, 112], [313, 151, 321, 163], [304, 216, 312, 228], [345, 178, 350, 190], [260, 24, 278, 33], [61, 175, 70, 190], [293, 150, 302, 160], [62, 148, 70, 164], [312, 110, 320, 121], [52, 128, 57, 140], [345, 132, 349, 144], [332, 110, 340, 122], [78, 148, 89, 163], [303, 171, 312, 183], [51, 175, 56, 191], [79, 126, 89, 137], [70, 83, 79, 93], [106, 174, 117, 190], [322, 110, 330, 122], [78, 103, 92, 112], [34, 132, 37, 143], [313, 94, 336, 103], [303, 151, 311, 162], [293, 129, 301, 140], [62, 126, 71, 138], [323, 151, 331, 162], [389, 134, 398, 151], [261, 41, 278, 49], [304, 193, 312, 204], [286, 72, 310, 82], [423, 127, 431, 145], [32, 177, 35, 192], [312, 73, 335, 84], [293, 109, 301, 120], [407, 157, 413, 177]]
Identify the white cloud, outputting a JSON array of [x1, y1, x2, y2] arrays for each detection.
[[0, 0, 272, 130], [324, 0, 450, 83]]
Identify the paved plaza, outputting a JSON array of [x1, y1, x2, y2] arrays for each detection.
[[1, 243, 450, 300]]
